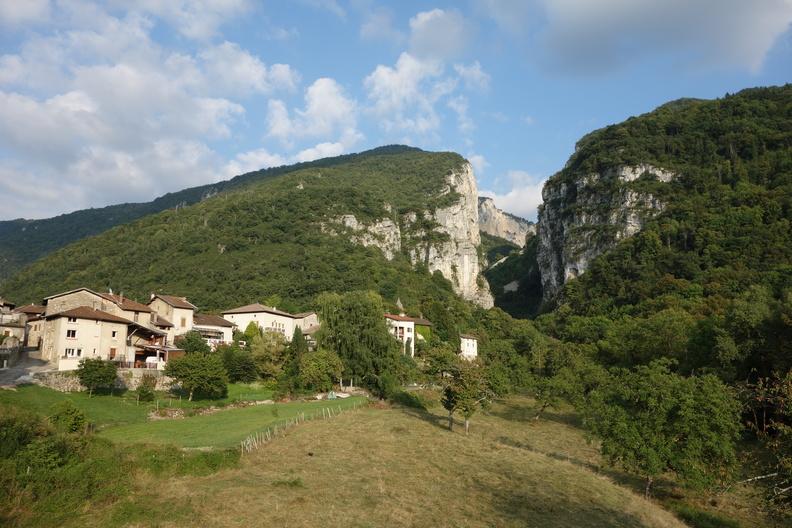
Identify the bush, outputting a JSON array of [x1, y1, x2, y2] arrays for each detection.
[[0, 404, 50, 458], [164, 353, 228, 401], [298, 349, 343, 392], [76, 358, 117, 396], [50, 401, 87, 433], [219, 344, 258, 383], [137, 373, 157, 402]]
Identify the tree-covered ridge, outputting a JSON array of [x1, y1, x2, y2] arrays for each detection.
[[0, 145, 424, 283], [535, 85, 792, 382], [0, 148, 469, 314]]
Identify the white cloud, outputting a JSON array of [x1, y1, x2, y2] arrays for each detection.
[[117, 0, 252, 40], [473, 0, 537, 35], [360, 7, 405, 45], [294, 141, 346, 162], [480, 170, 547, 220], [199, 41, 300, 96], [0, 3, 306, 219], [267, 77, 362, 150], [467, 153, 489, 175], [454, 61, 490, 91], [447, 96, 474, 135], [409, 8, 470, 60], [0, 0, 50, 26], [523, 115, 535, 125], [364, 52, 456, 136], [300, 0, 346, 19], [480, 0, 792, 73], [224, 148, 287, 177]]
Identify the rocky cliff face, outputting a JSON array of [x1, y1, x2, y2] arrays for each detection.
[[537, 164, 675, 303], [326, 162, 494, 308], [478, 197, 535, 247]]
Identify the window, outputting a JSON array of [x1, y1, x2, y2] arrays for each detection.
[[134, 312, 139, 322], [3, 330, 9, 337], [67, 317, 77, 323], [66, 329, 77, 338], [112, 330, 117, 338], [181, 317, 186, 328], [65, 348, 82, 358], [407, 328, 412, 334], [109, 347, 117, 359]]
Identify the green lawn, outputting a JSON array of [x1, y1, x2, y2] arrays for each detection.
[[0, 383, 365, 449], [99, 397, 366, 448], [0, 384, 150, 428]]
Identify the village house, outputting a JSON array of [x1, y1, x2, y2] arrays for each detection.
[[192, 314, 234, 348], [459, 334, 478, 360], [27, 288, 179, 370], [384, 313, 432, 357], [148, 294, 197, 344], [221, 303, 318, 341], [0, 297, 25, 342]]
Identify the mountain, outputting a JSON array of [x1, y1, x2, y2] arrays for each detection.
[[477, 197, 535, 247], [0, 147, 493, 312], [519, 85, 791, 381], [0, 145, 420, 283]]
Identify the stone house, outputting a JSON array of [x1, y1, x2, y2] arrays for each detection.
[[384, 314, 432, 357], [192, 314, 234, 348], [459, 334, 478, 360], [148, 294, 197, 345]]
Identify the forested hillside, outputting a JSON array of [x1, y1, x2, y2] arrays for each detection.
[[525, 85, 792, 381], [0, 146, 422, 283], [0, 148, 470, 314]]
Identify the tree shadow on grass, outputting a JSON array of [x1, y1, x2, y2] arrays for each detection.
[[494, 435, 681, 503], [398, 405, 457, 433], [487, 399, 582, 428]]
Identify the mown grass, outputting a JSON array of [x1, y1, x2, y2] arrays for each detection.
[[0, 383, 275, 430], [99, 397, 366, 448]]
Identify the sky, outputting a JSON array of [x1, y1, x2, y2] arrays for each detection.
[[1, 0, 791, 222]]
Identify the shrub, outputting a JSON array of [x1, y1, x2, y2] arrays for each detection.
[[50, 401, 87, 433], [0, 404, 50, 458], [137, 373, 158, 402], [76, 358, 117, 396], [164, 353, 228, 401], [298, 349, 343, 392]]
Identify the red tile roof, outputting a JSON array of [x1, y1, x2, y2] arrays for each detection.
[[153, 294, 197, 310], [384, 313, 432, 326], [46, 306, 134, 325], [99, 293, 152, 313], [13, 304, 45, 315], [151, 314, 174, 328], [193, 313, 234, 328]]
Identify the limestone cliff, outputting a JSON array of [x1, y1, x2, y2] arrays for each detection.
[[326, 162, 494, 308], [537, 164, 675, 303], [478, 197, 535, 247]]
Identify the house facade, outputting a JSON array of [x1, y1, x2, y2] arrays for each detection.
[[459, 334, 478, 360], [148, 294, 196, 344], [384, 313, 433, 357], [40, 307, 133, 371], [193, 314, 234, 348], [222, 303, 318, 341]]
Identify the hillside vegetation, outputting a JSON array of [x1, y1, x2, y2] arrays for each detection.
[[531, 85, 792, 381], [0, 145, 423, 283], [0, 148, 468, 314]]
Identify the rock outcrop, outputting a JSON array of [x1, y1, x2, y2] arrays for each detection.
[[325, 162, 494, 308], [477, 197, 536, 247], [537, 164, 675, 303]]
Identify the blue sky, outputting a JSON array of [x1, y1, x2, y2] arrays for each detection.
[[1, 0, 791, 221]]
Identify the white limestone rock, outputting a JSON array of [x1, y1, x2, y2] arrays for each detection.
[[537, 164, 676, 303], [478, 197, 536, 247]]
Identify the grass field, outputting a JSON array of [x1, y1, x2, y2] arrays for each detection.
[[100, 397, 366, 448], [3, 386, 783, 527], [0, 383, 275, 429], [82, 396, 692, 528]]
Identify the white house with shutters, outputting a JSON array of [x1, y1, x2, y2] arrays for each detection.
[[459, 334, 478, 360]]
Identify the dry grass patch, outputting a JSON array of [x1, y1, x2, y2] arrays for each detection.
[[92, 397, 689, 528]]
